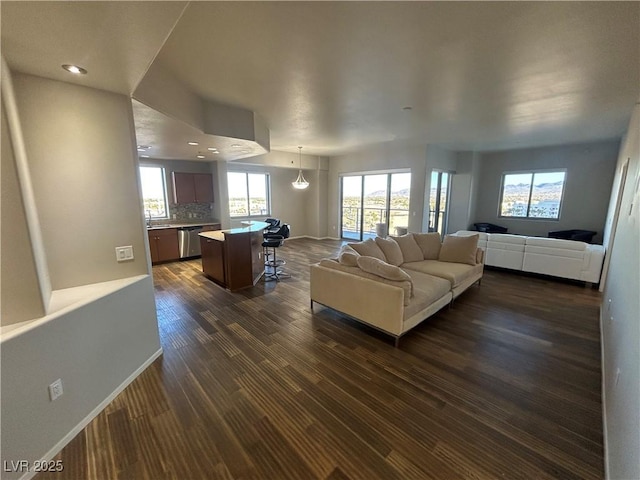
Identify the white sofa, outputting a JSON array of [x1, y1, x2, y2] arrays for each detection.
[[454, 231, 605, 283]]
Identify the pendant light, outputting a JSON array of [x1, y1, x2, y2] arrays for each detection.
[[292, 146, 309, 190]]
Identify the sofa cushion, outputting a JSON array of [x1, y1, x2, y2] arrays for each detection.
[[375, 237, 403, 266], [438, 234, 478, 265], [402, 260, 483, 289], [318, 258, 412, 305], [525, 236, 587, 251], [488, 233, 526, 245], [390, 233, 424, 263], [349, 238, 387, 261], [357, 256, 411, 282], [338, 244, 360, 266], [402, 271, 452, 319], [413, 232, 442, 260]]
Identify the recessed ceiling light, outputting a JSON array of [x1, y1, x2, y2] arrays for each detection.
[[231, 144, 241, 148], [140, 155, 150, 158], [197, 155, 205, 159], [212, 151, 220, 154], [62, 64, 87, 75], [188, 141, 199, 146], [207, 147, 218, 151]]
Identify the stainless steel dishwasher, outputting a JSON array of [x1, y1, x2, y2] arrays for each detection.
[[178, 226, 204, 258]]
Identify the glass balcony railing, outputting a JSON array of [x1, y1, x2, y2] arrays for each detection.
[[341, 207, 409, 239]]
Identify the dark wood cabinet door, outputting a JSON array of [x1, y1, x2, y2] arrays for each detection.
[[155, 228, 180, 262], [172, 172, 213, 204], [172, 172, 196, 204], [193, 173, 214, 203], [225, 233, 253, 291], [148, 231, 159, 263], [201, 237, 225, 284]]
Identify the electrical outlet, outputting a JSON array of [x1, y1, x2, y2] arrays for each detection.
[[49, 379, 63, 401], [115, 246, 134, 262]]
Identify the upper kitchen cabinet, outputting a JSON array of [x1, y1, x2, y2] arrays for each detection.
[[172, 172, 214, 204]]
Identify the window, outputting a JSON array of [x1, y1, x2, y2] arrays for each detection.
[[499, 170, 566, 219], [227, 172, 270, 217], [340, 172, 411, 240], [139, 166, 168, 218]]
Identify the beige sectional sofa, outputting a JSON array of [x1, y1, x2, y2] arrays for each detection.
[[310, 232, 483, 346]]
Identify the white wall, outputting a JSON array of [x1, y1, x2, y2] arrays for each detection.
[[1, 69, 161, 479], [328, 141, 428, 238], [1, 277, 161, 480], [1, 98, 45, 325], [473, 140, 620, 243], [448, 151, 481, 233], [215, 160, 313, 236], [601, 102, 640, 480], [13, 73, 149, 289], [306, 169, 330, 238]]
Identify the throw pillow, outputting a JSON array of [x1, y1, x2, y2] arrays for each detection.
[[338, 244, 360, 267], [356, 256, 411, 282], [390, 233, 423, 263], [349, 238, 387, 262], [374, 237, 403, 266], [413, 232, 442, 260], [438, 234, 479, 265]]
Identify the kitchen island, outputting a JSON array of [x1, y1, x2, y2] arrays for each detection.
[[199, 221, 268, 291]]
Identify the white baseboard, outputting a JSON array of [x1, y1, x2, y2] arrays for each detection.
[[19, 348, 163, 480], [287, 235, 341, 241]]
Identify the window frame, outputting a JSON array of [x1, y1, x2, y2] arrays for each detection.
[[227, 171, 271, 218], [339, 169, 411, 240], [139, 165, 169, 219], [498, 169, 567, 220]]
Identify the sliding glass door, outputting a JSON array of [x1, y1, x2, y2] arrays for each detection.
[[340, 172, 411, 240]]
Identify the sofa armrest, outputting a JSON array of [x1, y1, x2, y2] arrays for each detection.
[[476, 248, 485, 265], [310, 263, 405, 335], [582, 244, 605, 283]]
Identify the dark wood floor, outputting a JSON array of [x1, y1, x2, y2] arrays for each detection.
[[38, 238, 604, 480]]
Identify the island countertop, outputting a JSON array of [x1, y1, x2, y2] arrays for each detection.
[[199, 221, 269, 242]]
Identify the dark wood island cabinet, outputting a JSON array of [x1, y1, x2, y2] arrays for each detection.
[[199, 221, 268, 291]]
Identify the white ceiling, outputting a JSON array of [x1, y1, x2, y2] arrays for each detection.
[[2, 1, 639, 160]]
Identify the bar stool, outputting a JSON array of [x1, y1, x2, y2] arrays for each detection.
[[262, 223, 290, 281]]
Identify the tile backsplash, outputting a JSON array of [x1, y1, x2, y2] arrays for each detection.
[[169, 203, 214, 221]]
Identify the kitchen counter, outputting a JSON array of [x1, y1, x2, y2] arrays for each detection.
[[198, 221, 269, 239], [147, 222, 221, 264], [147, 221, 221, 230]]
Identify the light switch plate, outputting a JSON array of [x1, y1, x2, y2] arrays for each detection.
[[115, 246, 134, 262]]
